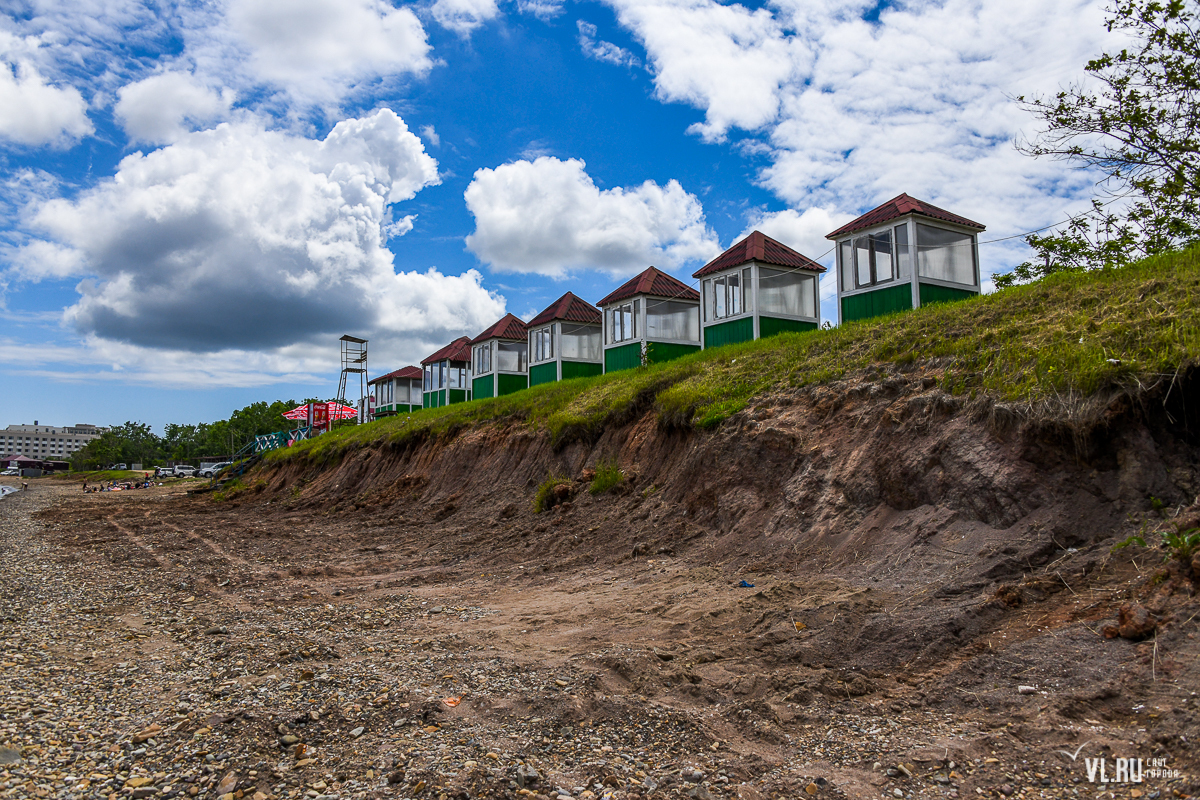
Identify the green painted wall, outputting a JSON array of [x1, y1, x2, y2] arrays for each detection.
[[472, 375, 494, 400], [605, 342, 642, 373], [841, 284, 913, 323], [758, 317, 817, 339], [497, 373, 528, 396], [449, 389, 468, 404], [530, 361, 558, 386], [703, 316, 754, 349], [562, 360, 603, 381], [646, 340, 700, 364], [918, 282, 977, 307], [424, 389, 446, 409]]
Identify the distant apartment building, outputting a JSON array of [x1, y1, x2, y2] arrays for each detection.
[[1, 422, 107, 460]]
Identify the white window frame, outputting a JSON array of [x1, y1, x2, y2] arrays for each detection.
[[531, 325, 555, 363]]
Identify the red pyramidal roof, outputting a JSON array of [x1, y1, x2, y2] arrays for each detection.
[[596, 266, 699, 307], [528, 292, 601, 328], [421, 336, 472, 365], [369, 365, 422, 384], [825, 193, 985, 239], [471, 313, 528, 344], [693, 230, 826, 278]]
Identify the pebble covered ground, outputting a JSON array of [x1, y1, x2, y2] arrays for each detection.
[[1, 482, 1197, 800]]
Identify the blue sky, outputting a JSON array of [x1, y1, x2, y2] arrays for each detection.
[[1, 0, 1117, 431]]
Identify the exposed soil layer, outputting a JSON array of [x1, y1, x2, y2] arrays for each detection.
[[6, 368, 1200, 800]]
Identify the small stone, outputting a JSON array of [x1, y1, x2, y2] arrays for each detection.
[[131, 789, 157, 799], [203, 626, 228, 636], [350, 726, 365, 737], [517, 764, 541, 788], [893, 791, 903, 798], [999, 784, 1015, 797], [280, 735, 299, 746], [1018, 685, 1038, 695], [215, 772, 238, 795], [388, 770, 406, 785], [805, 782, 819, 794], [1117, 601, 1156, 639], [0, 747, 19, 765], [126, 777, 154, 788], [555, 679, 568, 687], [430, 606, 443, 614]]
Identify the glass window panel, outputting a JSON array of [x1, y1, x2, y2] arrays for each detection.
[[728, 272, 741, 316], [871, 230, 893, 282], [743, 268, 751, 312], [646, 299, 700, 341], [497, 340, 527, 372], [713, 276, 726, 319], [839, 240, 854, 292], [916, 223, 976, 285], [854, 236, 872, 287], [702, 280, 711, 321], [757, 267, 815, 318], [396, 381, 408, 404], [423, 365, 431, 391], [560, 323, 601, 361], [894, 224, 911, 278]]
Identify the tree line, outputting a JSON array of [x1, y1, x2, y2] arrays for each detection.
[[70, 399, 319, 470]]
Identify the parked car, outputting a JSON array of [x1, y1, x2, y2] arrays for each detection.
[[154, 466, 174, 478], [172, 465, 197, 477], [198, 462, 232, 478], [107, 463, 128, 470], [1, 468, 17, 476]]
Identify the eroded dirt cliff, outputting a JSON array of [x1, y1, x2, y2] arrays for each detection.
[[13, 365, 1200, 799]]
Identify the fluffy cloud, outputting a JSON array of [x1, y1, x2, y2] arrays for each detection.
[[115, 72, 234, 144], [214, 0, 433, 104], [0, 33, 92, 146], [430, 0, 500, 35], [464, 156, 720, 277], [605, 0, 796, 142], [603, 0, 1121, 280], [16, 108, 503, 355]]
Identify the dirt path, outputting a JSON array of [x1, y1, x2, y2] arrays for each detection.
[[0, 477, 1197, 800]]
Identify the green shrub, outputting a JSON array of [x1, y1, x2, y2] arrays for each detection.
[[589, 459, 623, 495], [533, 474, 570, 513], [1162, 527, 1200, 565]]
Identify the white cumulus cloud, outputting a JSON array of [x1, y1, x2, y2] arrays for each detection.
[[464, 156, 720, 277], [603, 0, 1124, 281], [115, 71, 235, 145], [14, 108, 502, 358], [605, 0, 796, 142], [0, 32, 93, 146], [215, 0, 433, 104]]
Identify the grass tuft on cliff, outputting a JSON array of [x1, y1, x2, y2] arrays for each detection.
[[269, 245, 1200, 463]]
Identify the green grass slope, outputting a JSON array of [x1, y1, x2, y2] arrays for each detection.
[[271, 246, 1200, 463]]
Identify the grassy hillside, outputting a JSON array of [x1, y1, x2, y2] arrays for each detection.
[[271, 246, 1200, 463]]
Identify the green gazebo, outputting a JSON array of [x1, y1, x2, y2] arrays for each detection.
[[692, 230, 824, 349], [597, 266, 700, 373], [527, 292, 603, 387], [470, 313, 529, 399], [369, 366, 423, 416], [826, 193, 985, 323], [421, 336, 472, 409]]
